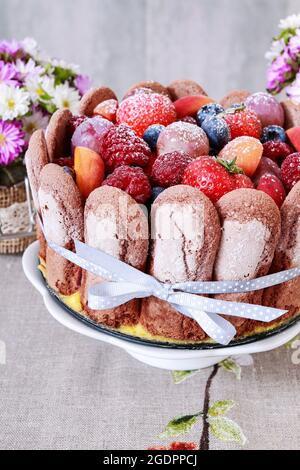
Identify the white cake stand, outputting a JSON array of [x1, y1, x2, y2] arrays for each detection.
[[22, 241, 300, 370]]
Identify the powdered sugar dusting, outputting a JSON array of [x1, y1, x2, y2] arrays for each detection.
[[214, 220, 271, 280], [245, 92, 284, 127], [157, 122, 209, 158]]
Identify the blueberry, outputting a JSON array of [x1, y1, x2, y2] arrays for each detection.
[[150, 186, 165, 204], [261, 125, 286, 143], [201, 116, 230, 152], [63, 166, 75, 179], [143, 124, 165, 151], [196, 103, 224, 126]]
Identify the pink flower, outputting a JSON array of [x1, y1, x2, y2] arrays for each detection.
[[286, 71, 300, 102], [74, 74, 92, 96], [0, 40, 22, 57], [0, 61, 19, 86], [0, 120, 25, 165], [266, 48, 294, 93], [288, 34, 300, 60]]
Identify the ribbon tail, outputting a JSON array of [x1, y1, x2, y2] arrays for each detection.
[[174, 305, 236, 346], [88, 281, 152, 310]]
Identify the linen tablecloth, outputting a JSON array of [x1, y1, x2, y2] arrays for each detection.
[[0, 254, 299, 450]]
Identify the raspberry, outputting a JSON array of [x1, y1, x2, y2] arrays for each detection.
[[233, 173, 254, 189], [102, 165, 151, 203], [143, 152, 157, 178], [262, 141, 293, 162], [224, 107, 262, 139], [151, 151, 193, 187], [69, 115, 87, 134], [281, 153, 300, 191], [101, 124, 151, 172], [116, 93, 176, 137]]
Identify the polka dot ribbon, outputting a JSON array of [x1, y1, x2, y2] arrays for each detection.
[[38, 217, 299, 345]]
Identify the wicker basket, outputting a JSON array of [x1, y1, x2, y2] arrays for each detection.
[[0, 181, 36, 254]]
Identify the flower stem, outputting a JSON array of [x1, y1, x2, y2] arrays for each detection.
[[199, 364, 219, 451]]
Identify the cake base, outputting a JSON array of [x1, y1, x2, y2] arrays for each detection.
[[22, 242, 300, 369]]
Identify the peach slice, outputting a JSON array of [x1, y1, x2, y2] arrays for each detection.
[[174, 94, 214, 118], [219, 136, 263, 177], [93, 99, 118, 122], [287, 126, 300, 152], [74, 146, 105, 199]]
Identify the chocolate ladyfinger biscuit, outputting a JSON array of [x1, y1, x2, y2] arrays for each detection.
[[263, 182, 300, 321], [25, 129, 49, 212], [140, 185, 221, 341], [46, 109, 72, 161], [281, 100, 300, 129], [79, 86, 117, 117], [214, 189, 281, 336], [167, 79, 207, 101], [38, 164, 84, 296], [220, 89, 250, 109], [123, 80, 171, 100], [81, 186, 149, 328]]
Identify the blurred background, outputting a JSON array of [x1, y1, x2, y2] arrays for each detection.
[[0, 0, 299, 100]]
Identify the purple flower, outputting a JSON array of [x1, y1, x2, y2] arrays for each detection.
[[288, 34, 300, 60], [0, 61, 19, 86], [286, 71, 300, 102], [74, 74, 92, 96], [0, 39, 22, 57], [266, 48, 294, 93], [0, 119, 25, 165]]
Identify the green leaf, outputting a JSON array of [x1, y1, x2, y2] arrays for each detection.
[[172, 370, 199, 384], [285, 335, 300, 350], [220, 358, 242, 380], [209, 417, 247, 445], [159, 413, 202, 438], [54, 66, 76, 85], [208, 400, 235, 417]]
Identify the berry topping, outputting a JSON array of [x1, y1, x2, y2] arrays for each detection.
[[102, 165, 151, 204], [62, 166, 75, 179], [233, 173, 254, 189], [143, 152, 157, 178], [174, 95, 214, 119], [281, 153, 300, 191], [257, 173, 286, 207], [116, 93, 176, 137], [245, 92, 284, 128], [101, 124, 151, 172], [196, 103, 224, 126], [143, 124, 165, 151], [157, 122, 209, 158], [262, 141, 293, 161], [223, 106, 262, 139], [69, 115, 87, 134], [150, 186, 165, 203], [261, 125, 286, 143], [151, 151, 193, 187], [253, 157, 282, 185], [93, 99, 118, 122], [182, 156, 237, 203], [286, 126, 300, 152], [179, 116, 198, 125], [200, 116, 230, 152], [71, 116, 113, 154], [56, 157, 74, 168], [219, 136, 263, 176]]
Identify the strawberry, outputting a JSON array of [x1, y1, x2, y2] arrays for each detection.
[[262, 141, 293, 162], [281, 153, 300, 191], [116, 93, 176, 137], [224, 106, 262, 140], [257, 174, 286, 207], [182, 157, 239, 203], [233, 173, 254, 189]]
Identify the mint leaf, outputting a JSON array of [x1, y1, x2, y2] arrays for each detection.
[[159, 413, 202, 438], [172, 370, 199, 384], [208, 400, 235, 417], [220, 358, 242, 380], [209, 416, 246, 445]]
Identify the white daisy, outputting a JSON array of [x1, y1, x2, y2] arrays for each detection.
[[25, 75, 55, 102], [53, 83, 80, 113], [22, 110, 49, 141], [0, 84, 30, 120], [15, 58, 44, 80], [21, 37, 38, 57], [51, 58, 80, 74], [265, 39, 285, 63], [279, 14, 300, 30]]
